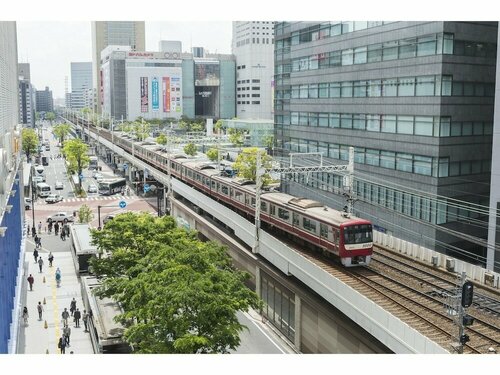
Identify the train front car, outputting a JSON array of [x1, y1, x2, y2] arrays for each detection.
[[339, 220, 373, 267]]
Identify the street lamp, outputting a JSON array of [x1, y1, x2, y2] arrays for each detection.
[[31, 183, 36, 237]]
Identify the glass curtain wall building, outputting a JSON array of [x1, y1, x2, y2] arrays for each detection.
[[274, 21, 498, 266]]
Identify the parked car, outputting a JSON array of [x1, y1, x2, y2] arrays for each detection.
[[103, 214, 115, 225], [54, 181, 64, 190], [46, 212, 74, 223], [87, 185, 98, 194], [24, 197, 32, 210], [45, 194, 63, 204]]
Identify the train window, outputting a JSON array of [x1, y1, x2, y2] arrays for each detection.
[[320, 223, 328, 238], [245, 195, 250, 205], [261, 201, 267, 212], [216, 183, 220, 192], [293, 212, 299, 226], [211, 180, 216, 190], [251, 198, 256, 207], [303, 217, 317, 233], [234, 191, 244, 203], [196, 173, 201, 182], [278, 208, 290, 220], [188, 170, 193, 178], [343, 224, 373, 244], [270, 205, 276, 216], [221, 185, 229, 195], [333, 229, 339, 244]]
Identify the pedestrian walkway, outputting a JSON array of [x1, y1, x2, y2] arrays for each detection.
[[36, 195, 137, 205], [19, 233, 94, 354]]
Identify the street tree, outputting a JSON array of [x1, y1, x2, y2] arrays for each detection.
[[78, 204, 94, 223], [206, 148, 219, 162], [22, 128, 38, 162], [53, 123, 71, 145], [228, 128, 245, 149], [88, 213, 261, 354], [156, 134, 168, 146], [190, 122, 204, 132], [45, 111, 56, 125], [63, 139, 89, 193], [184, 143, 197, 156], [214, 119, 224, 134], [233, 147, 272, 185], [263, 135, 274, 153]]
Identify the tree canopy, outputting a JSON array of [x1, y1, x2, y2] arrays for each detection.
[[45, 111, 56, 124], [184, 143, 197, 156], [206, 148, 219, 162], [22, 128, 39, 162], [228, 128, 245, 148], [62, 139, 89, 193], [233, 148, 272, 185], [89, 212, 261, 353], [156, 134, 168, 146], [53, 123, 71, 144], [78, 204, 93, 223]]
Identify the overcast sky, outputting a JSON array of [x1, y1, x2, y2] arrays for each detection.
[[17, 21, 232, 99]]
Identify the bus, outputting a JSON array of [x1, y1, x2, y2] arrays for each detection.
[[70, 224, 99, 274], [36, 182, 51, 197], [89, 156, 98, 170], [98, 178, 126, 196], [33, 165, 46, 181]]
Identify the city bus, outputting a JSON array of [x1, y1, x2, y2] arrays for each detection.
[[98, 178, 126, 196], [89, 156, 98, 170], [36, 182, 51, 198]]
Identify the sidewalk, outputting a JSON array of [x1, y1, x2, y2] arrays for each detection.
[[19, 233, 94, 354]]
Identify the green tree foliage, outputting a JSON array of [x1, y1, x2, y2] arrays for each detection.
[[233, 148, 272, 185], [156, 134, 168, 146], [184, 143, 197, 156], [190, 122, 204, 132], [78, 204, 94, 224], [35, 112, 41, 121], [133, 121, 150, 141], [228, 128, 245, 148], [206, 148, 219, 162], [22, 128, 38, 161], [214, 119, 224, 134], [263, 135, 274, 150], [45, 111, 56, 125], [89, 213, 261, 353], [53, 123, 71, 144], [63, 139, 89, 192]]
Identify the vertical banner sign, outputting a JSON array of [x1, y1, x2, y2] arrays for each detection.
[[164, 77, 170, 112], [152, 77, 159, 111], [140, 77, 149, 113], [162, 77, 169, 112]]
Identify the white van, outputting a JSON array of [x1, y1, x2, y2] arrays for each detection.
[[36, 182, 51, 198]]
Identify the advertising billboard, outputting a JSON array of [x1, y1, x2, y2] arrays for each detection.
[[140, 77, 148, 113], [171, 77, 181, 112], [163, 77, 170, 112], [152, 77, 159, 111]]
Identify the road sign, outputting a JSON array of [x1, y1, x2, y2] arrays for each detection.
[[143, 183, 150, 193], [79, 174, 84, 180], [119, 200, 127, 209]]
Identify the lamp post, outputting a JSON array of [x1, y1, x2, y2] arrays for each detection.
[[31, 184, 36, 237]]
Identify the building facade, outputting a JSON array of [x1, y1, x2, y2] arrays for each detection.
[[232, 21, 275, 120], [0, 21, 24, 354], [274, 21, 497, 266], [70, 62, 93, 109], [18, 63, 35, 127], [91, 21, 146, 113], [35, 86, 53, 113]]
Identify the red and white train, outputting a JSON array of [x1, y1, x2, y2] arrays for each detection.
[[72, 117, 373, 267]]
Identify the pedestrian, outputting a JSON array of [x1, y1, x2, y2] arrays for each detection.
[[63, 324, 71, 346], [27, 274, 34, 291], [37, 221, 42, 233], [70, 298, 77, 316], [48, 221, 53, 234], [33, 248, 39, 263], [60, 229, 66, 241], [82, 310, 89, 332], [37, 301, 43, 320], [61, 308, 69, 326], [48, 252, 54, 267], [54, 222, 59, 236], [58, 336, 66, 354], [38, 257, 44, 273], [73, 308, 81, 328], [65, 224, 70, 237], [22, 306, 29, 325], [31, 226, 36, 237]]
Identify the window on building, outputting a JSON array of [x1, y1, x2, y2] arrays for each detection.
[[399, 38, 417, 58], [416, 76, 435, 96], [381, 115, 396, 133], [354, 46, 367, 64], [398, 77, 415, 96], [329, 83, 341, 98], [342, 49, 354, 65], [417, 35, 437, 56], [415, 116, 433, 136], [397, 116, 414, 134], [367, 44, 382, 63]]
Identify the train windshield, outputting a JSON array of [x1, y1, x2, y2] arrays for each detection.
[[343, 224, 373, 245]]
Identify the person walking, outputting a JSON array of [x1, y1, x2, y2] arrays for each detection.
[[22, 306, 29, 325], [48, 252, 54, 267], [27, 274, 34, 291], [48, 221, 53, 234], [37, 301, 44, 320], [54, 222, 59, 236], [69, 298, 77, 317], [63, 324, 71, 347], [58, 336, 66, 354], [33, 248, 39, 263], [82, 310, 89, 332], [38, 257, 44, 273], [61, 308, 69, 326], [55, 267, 61, 287], [60, 229, 66, 241], [37, 221, 42, 233], [73, 308, 81, 328]]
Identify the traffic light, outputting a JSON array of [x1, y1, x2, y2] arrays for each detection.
[[459, 334, 470, 345], [463, 315, 475, 326], [461, 281, 474, 308]]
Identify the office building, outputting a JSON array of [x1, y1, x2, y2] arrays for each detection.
[[274, 21, 497, 266], [159, 40, 182, 54], [18, 63, 35, 127], [91, 21, 146, 113], [232, 21, 275, 120], [35, 86, 53, 113], [101, 44, 235, 121], [70, 62, 93, 109], [0, 21, 24, 354]]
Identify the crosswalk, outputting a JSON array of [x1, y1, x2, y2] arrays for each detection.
[[36, 195, 137, 205]]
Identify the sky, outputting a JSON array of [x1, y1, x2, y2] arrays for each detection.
[[17, 21, 233, 99]]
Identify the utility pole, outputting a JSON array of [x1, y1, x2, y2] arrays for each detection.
[[446, 271, 474, 353], [253, 151, 263, 254]]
